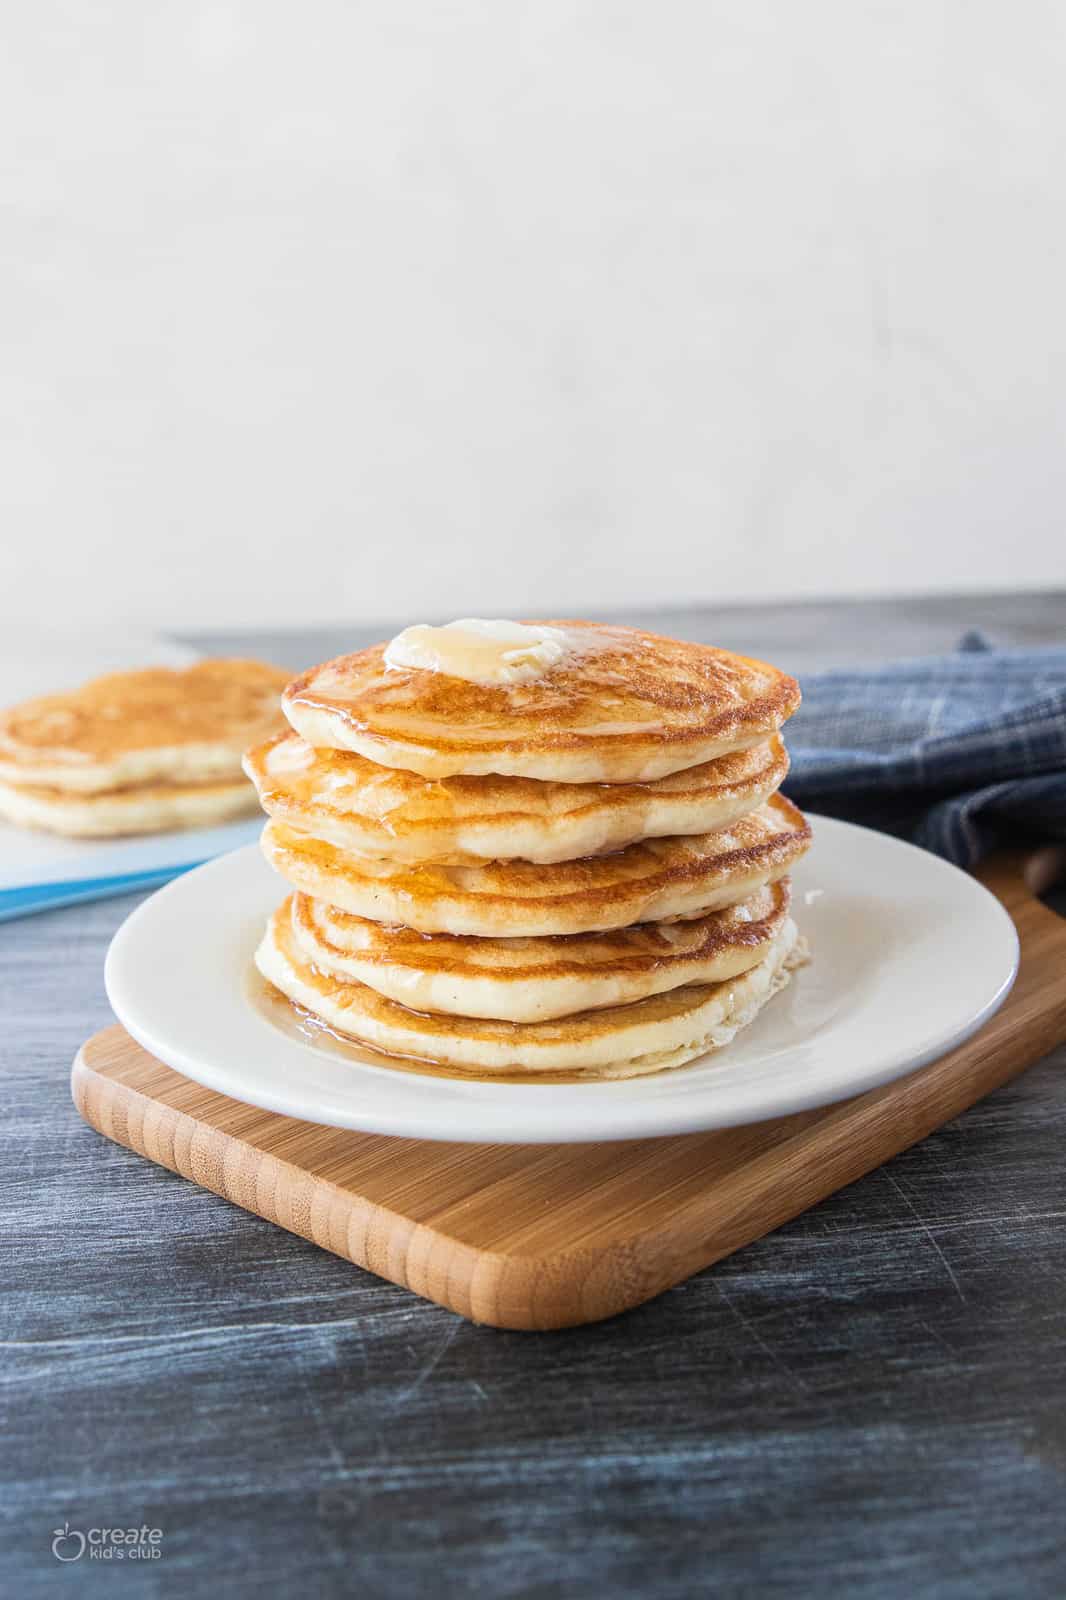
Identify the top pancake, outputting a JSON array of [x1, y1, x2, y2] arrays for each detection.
[[282, 622, 800, 782], [0, 659, 290, 793], [243, 731, 789, 865]]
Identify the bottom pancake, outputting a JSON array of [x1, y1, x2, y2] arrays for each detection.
[[0, 775, 260, 837], [255, 896, 805, 1080]]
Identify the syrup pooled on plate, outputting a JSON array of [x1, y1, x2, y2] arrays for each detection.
[[245, 967, 595, 1086]]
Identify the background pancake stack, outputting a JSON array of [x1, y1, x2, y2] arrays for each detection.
[[0, 660, 290, 838], [246, 622, 812, 1082]]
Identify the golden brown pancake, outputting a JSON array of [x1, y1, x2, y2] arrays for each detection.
[[290, 879, 792, 1021], [257, 898, 803, 1078], [0, 659, 290, 794], [260, 793, 812, 936], [252, 902, 797, 1075], [0, 775, 261, 837], [282, 622, 801, 782], [243, 731, 789, 865]]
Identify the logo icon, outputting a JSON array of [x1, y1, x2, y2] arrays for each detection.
[[52, 1523, 86, 1562]]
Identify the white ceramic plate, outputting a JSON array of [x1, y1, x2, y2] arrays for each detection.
[[104, 817, 1019, 1144]]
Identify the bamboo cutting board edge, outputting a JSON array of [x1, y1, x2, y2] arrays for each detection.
[[71, 852, 1066, 1330]]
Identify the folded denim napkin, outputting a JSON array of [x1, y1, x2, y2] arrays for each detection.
[[783, 633, 1066, 867]]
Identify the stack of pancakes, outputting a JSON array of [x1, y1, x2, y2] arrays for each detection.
[[0, 661, 290, 836], [246, 621, 812, 1081]]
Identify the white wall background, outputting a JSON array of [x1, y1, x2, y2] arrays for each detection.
[[2, 1, 1064, 631]]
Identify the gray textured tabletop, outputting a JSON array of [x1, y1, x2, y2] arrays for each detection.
[[4, 592, 1065, 1599]]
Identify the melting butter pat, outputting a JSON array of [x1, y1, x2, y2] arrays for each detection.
[[384, 619, 570, 686]]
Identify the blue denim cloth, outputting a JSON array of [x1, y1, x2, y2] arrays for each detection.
[[783, 633, 1066, 866]]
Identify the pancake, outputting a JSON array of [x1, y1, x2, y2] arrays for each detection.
[[260, 793, 812, 936], [256, 897, 803, 1079], [243, 731, 789, 865], [290, 879, 792, 1022], [0, 775, 260, 837], [0, 659, 290, 794], [282, 622, 800, 782]]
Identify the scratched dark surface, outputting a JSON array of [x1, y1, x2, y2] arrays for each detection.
[[3, 594, 1065, 1599]]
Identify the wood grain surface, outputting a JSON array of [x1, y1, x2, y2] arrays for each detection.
[[71, 853, 1066, 1330], [5, 597, 1066, 1600]]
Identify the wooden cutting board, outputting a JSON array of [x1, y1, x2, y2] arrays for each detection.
[[72, 852, 1066, 1330]]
